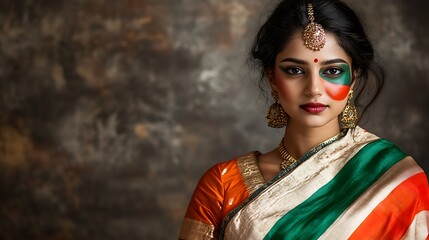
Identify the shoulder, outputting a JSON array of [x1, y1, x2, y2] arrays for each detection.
[[352, 127, 412, 160], [199, 156, 239, 180], [199, 151, 260, 183], [349, 126, 379, 144], [352, 128, 428, 194]]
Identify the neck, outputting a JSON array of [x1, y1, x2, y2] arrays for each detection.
[[283, 120, 341, 159]]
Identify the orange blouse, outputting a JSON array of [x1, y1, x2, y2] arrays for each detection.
[[179, 152, 264, 239]]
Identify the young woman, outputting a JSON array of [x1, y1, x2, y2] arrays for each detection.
[[179, 0, 429, 239]]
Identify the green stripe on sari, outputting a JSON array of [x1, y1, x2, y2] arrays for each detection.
[[264, 139, 407, 240]]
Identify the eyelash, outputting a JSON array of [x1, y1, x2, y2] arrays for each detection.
[[283, 67, 304, 75], [323, 68, 343, 76], [281, 67, 344, 76]]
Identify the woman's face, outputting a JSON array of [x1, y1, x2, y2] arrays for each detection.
[[270, 31, 353, 129]]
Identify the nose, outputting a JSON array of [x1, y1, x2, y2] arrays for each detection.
[[304, 71, 323, 97]]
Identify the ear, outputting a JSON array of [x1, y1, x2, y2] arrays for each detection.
[[349, 70, 359, 91], [351, 69, 360, 84], [350, 78, 356, 90], [265, 69, 277, 91]]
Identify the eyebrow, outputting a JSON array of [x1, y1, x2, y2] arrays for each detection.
[[280, 57, 348, 65], [321, 58, 348, 65], [280, 58, 307, 64]]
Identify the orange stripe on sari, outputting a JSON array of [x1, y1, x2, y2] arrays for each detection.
[[349, 172, 429, 239]]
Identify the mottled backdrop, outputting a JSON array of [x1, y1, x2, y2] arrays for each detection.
[[0, 0, 428, 239]]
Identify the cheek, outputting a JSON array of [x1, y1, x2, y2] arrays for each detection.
[[320, 64, 352, 101], [323, 81, 350, 100], [274, 70, 292, 101]]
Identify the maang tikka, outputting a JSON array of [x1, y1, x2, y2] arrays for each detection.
[[303, 3, 326, 51], [267, 90, 288, 128]]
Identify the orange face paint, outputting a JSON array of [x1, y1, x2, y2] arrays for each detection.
[[319, 63, 351, 100], [322, 81, 350, 100]]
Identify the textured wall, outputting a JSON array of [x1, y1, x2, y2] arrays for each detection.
[[0, 0, 428, 239]]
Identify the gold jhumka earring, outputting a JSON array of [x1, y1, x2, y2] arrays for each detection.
[[341, 90, 358, 129], [267, 90, 288, 128], [303, 3, 326, 51]]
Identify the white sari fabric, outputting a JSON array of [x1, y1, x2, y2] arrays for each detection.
[[220, 127, 429, 240]]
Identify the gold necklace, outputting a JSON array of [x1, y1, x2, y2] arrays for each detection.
[[278, 140, 297, 170], [277, 130, 346, 170]]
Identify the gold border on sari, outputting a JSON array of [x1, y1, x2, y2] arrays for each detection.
[[236, 152, 265, 195], [179, 218, 216, 240]]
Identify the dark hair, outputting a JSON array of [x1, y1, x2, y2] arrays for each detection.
[[250, 0, 384, 123]]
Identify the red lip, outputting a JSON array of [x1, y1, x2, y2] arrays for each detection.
[[300, 102, 328, 114]]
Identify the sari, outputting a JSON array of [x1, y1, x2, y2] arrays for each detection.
[[179, 127, 429, 239]]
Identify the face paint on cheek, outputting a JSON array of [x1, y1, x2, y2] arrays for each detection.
[[319, 63, 352, 100], [322, 81, 350, 100]]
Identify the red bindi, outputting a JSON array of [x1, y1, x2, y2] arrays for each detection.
[[314, 58, 319, 63]]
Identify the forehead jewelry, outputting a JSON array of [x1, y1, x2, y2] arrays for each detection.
[[303, 3, 326, 51]]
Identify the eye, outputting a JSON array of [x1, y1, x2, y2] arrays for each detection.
[[323, 68, 343, 78], [283, 67, 304, 75]]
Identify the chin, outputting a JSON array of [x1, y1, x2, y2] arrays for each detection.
[[296, 117, 339, 129]]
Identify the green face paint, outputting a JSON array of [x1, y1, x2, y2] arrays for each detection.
[[319, 63, 352, 100]]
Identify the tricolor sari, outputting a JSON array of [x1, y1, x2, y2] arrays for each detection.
[[179, 127, 429, 239]]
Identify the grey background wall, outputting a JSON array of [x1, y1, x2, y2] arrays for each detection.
[[1, 0, 428, 239]]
